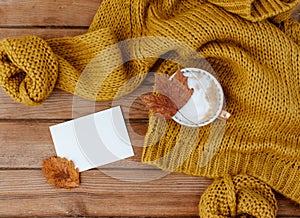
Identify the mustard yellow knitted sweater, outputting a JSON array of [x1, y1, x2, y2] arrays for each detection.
[[0, 0, 299, 217]]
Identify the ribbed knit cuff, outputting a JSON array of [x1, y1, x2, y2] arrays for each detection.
[[208, 0, 300, 22]]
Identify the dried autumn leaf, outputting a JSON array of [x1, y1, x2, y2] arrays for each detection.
[[141, 67, 194, 118], [140, 93, 178, 119], [155, 67, 194, 109], [42, 156, 80, 189]]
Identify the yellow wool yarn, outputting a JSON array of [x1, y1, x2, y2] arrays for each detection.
[[199, 175, 278, 217], [0, 0, 299, 217]]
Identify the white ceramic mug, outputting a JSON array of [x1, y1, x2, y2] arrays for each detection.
[[171, 68, 231, 127]]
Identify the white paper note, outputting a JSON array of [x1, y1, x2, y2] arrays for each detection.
[[49, 106, 134, 172]]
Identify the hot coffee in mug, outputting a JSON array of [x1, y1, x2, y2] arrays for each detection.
[[171, 68, 230, 127]]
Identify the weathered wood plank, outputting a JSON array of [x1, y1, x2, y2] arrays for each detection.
[[0, 120, 148, 168], [0, 28, 87, 40], [0, 170, 207, 217], [0, 0, 101, 27], [0, 170, 298, 217], [0, 82, 151, 120]]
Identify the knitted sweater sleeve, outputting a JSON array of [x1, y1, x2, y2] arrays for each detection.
[[141, 0, 300, 217], [0, 0, 150, 105], [208, 0, 300, 22], [271, 4, 300, 45], [277, 17, 300, 46]]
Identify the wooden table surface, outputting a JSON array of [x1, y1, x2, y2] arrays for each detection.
[[0, 1, 299, 217]]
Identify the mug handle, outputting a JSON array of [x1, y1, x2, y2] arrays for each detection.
[[218, 110, 231, 121]]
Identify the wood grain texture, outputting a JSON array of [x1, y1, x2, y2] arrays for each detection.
[[0, 0, 101, 27], [0, 170, 299, 217], [0, 120, 147, 168], [0, 81, 151, 120], [0, 170, 208, 217]]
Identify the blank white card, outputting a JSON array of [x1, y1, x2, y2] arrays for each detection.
[[49, 106, 134, 172]]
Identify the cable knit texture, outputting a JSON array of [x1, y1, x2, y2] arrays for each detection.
[[0, 0, 299, 217]]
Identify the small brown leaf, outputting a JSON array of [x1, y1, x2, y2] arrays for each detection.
[[174, 67, 190, 90], [42, 156, 80, 189], [141, 67, 194, 118], [155, 68, 193, 109], [141, 93, 178, 119]]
